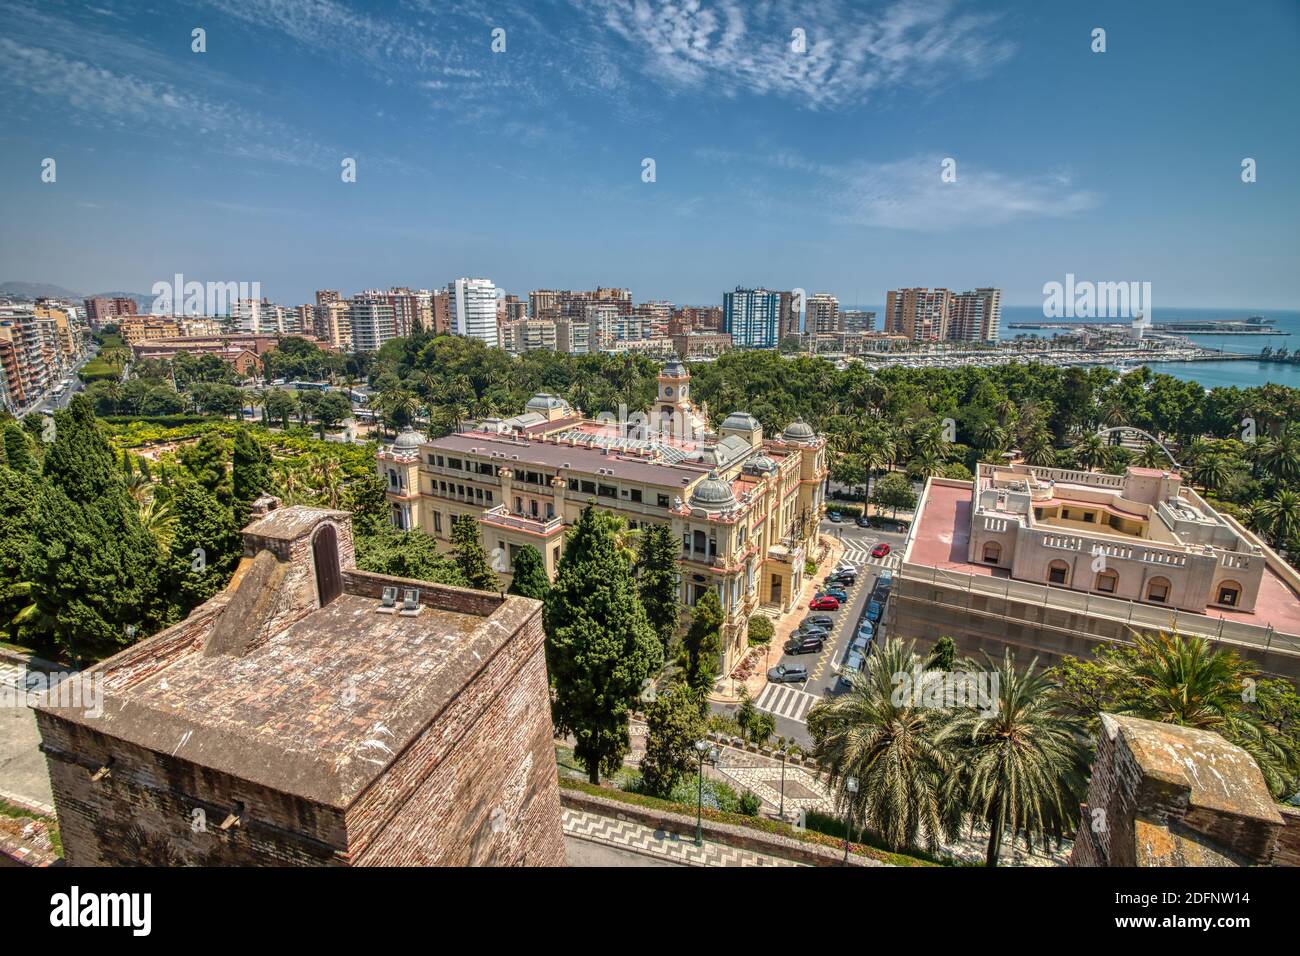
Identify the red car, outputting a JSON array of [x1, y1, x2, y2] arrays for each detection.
[[809, 595, 840, 610], [871, 542, 892, 559]]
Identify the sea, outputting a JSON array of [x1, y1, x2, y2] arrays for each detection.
[[847, 304, 1300, 393]]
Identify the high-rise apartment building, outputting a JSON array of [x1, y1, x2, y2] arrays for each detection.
[[841, 310, 877, 333], [948, 288, 1002, 343], [884, 287, 1001, 343], [722, 288, 781, 348], [448, 278, 499, 348], [779, 291, 799, 338], [805, 293, 840, 334], [884, 288, 952, 342], [83, 296, 138, 327], [348, 292, 396, 352]]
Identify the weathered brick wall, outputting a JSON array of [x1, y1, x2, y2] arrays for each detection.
[[345, 609, 564, 866], [1272, 806, 1300, 867], [37, 715, 347, 867], [344, 568, 504, 616]]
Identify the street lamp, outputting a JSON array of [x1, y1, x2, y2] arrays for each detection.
[[694, 739, 719, 847], [843, 776, 859, 865], [777, 741, 789, 820]]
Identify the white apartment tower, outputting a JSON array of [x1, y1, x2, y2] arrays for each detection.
[[449, 278, 499, 348]]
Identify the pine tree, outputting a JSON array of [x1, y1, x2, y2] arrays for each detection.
[[450, 513, 499, 591], [636, 522, 680, 657], [544, 504, 663, 783], [639, 682, 707, 797], [4, 422, 34, 474], [507, 544, 549, 600], [681, 589, 724, 697], [343, 471, 390, 541], [166, 475, 244, 614], [231, 428, 270, 525], [0, 466, 37, 643], [23, 397, 166, 661]]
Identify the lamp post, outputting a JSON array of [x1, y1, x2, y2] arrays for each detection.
[[777, 741, 789, 820], [694, 739, 719, 847], [843, 776, 859, 865]]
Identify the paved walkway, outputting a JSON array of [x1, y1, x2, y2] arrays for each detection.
[[562, 807, 803, 867]]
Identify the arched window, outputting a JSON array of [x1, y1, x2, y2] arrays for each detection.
[[1047, 560, 1069, 585], [982, 541, 1002, 564], [1095, 569, 1119, 594], [1216, 580, 1242, 607], [1146, 576, 1171, 603]]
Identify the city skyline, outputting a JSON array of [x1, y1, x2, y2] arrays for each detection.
[[1, 0, 1297, 309]]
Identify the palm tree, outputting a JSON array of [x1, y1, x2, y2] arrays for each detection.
[[938, 651, 1089, 867], [1136, 443, 1171, 469], [1248, 489, 1300, 551], [1105, 631, 1294, 795], [310, 457, 344, 509], [137, 495, 178, 551], [972, 419, 1008, 456], [1252, 425, 1300, 489], [1022, 427, 1056, 466], [1192, 452, 1232, 494], [1072, 431, 1107, 471], [806, 639, 960, 854]]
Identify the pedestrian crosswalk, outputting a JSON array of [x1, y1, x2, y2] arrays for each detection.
[[754, 682, 819, 724], [836, 535, 902, 570]]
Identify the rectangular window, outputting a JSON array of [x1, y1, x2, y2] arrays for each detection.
[[447, 458, 463, 470], [631, 489, 643, 503], [436, 455, 444, 467], [1148, 582, 1169, 602], [1083, 512, 1096, 523], [598, 484, 617, 499], [433, 511, 442, 533], [658, 494, 670, 508], [580, 480, 596, 495], [485, 491, 493, 504]]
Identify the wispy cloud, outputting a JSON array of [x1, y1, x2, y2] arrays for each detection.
[[703, 147, 1096, 230], [575, 0, 1017, 109]]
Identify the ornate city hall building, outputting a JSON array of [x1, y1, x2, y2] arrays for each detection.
[[378, 360, 827, 674]]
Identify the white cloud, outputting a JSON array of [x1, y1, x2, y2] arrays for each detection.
[[578, 0, 1017, 109]]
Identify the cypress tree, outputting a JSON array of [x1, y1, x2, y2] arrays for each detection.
[[635, 522, 680, 657], [507, 544, 549, 600], [0, 466, 37, 644], [166, 475, 244, 614], [544, 504, 663, 783], [450, 513, 499, 591], [681, 589, 724, 697]]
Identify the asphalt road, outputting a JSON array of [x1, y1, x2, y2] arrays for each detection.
[[713, 518, 908, 748], [565, 836, 682, 867]]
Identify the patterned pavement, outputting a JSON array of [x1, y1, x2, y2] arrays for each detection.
[[562, 808, 804, 867], [835, 533, 903, 571]]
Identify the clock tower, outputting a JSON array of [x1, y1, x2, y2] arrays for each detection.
[[654, 357, 692, 437]]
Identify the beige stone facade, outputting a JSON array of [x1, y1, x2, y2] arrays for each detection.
[[377, 361, 828, 675]]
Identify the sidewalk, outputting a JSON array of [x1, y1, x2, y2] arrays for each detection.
[[562, 808, 803, 867]]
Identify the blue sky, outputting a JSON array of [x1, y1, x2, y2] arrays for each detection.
[[1, 0, 1297, 309]]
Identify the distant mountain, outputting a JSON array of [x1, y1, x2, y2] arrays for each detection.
[[0, 282, 153, 311], [0, 280, 82, 300]]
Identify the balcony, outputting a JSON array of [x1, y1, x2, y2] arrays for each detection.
[[479, 504, 564, 537]]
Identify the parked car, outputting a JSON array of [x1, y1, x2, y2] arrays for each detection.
[[856, 620, 875, 639], [827, 571, 857, 587], [797, 623, 831, 641], [855, 515, 872, 528], [849, 633, 873, 655], [805, 614, 834, 630], [821, 587, 849, 603], [866, 600, 883, 622], [834, 562, 858, 575], [871, 542, 892, 559], [784, 634, 825, 655], [842, 650, 865, 675], [877, 570, 894, 588], [828, 510, 843, 523], [809, 595, 840, 610], [768, 664, 809, 684]]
